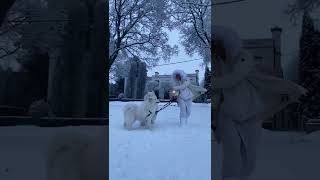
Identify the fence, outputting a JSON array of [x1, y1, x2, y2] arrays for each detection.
[[0, 116, 108, 127], [304, 119, 320, 133]]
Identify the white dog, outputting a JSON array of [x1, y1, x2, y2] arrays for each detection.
[[123, 91, 159, 130]]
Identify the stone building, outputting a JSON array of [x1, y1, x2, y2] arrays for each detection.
[[146, 70, 199, 100], [242, 26, 296, 130], [243, 26, 283, 77]]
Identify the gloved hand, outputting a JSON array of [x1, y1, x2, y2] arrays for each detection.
[[169, 89, 179, 100]]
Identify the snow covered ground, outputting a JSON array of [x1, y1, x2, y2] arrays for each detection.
[[0, 101, 319, 180], [249, 129, 320, 180], [109, 101, 212, 180], [0, 126, 105, 180], [110, 101, 320, 180]]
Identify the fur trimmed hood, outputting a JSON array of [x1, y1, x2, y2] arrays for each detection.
[[213, 26, 242, 63], [171, 69, 188, 84]]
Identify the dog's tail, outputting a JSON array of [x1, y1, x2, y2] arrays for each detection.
[[46, 132, 91, 180]]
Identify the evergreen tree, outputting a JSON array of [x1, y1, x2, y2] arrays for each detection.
[[115, 78, 124, 95], [204, 65, 212, 99], [299, 11, 315, 84], [124, 56, 147, 99], [298, 11, 320, 122], [136, 60, 147, 99]]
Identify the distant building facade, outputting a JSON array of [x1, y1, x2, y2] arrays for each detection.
[[242, 26, 297, 130], [242, 26, 283, 78], [146, 70, 200, 100]]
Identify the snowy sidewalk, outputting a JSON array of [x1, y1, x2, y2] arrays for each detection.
[[250, 130, 320, 180], [0, 126, 104, 180], [109, 102, 212, 180]]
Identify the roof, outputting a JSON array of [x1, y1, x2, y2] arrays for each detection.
[[242, 38, 274, 49]]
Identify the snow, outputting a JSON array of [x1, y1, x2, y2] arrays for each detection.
[[0, 126, 104, 180], [0, 102, 319, 180], [249, 129, 320, 180], [109, 101, 212, 180]]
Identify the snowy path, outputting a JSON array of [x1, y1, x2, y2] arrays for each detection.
[[0, 102, 319, 180], [109, 101, 212, 180], [110, 101, 320, 180], [250, 130, 320, 180], [0, 126, 104, 180]]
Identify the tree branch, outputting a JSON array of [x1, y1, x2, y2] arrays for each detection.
[[0, 45, 20, 59]]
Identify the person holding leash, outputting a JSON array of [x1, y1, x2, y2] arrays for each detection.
[[212, 26, 307, 180], [171, 69, 207, 126]]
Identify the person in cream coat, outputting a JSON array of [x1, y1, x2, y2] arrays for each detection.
[[171, 69, 207, 125], [212, 26, 307, 180]]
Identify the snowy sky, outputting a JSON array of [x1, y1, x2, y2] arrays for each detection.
[[214, 0, 320, 82], [146, 29, 206, 82]]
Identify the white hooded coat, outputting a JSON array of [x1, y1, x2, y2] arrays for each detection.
[[213, 26, 307, 178], [171, 69, 207, 101], [171, 70, 207, 120]]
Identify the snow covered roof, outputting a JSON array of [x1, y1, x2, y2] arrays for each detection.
[[242, 38, 274, 49]]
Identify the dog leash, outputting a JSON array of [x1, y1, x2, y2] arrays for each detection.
[[145, 100, 175, 119], [156, 100, 175, 114]]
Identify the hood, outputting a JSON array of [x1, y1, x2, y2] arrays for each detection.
[[213, 26, 242, 63], [172, 69, 188, 84]]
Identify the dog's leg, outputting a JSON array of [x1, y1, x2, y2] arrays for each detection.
[[151, 114, 157, 125], [125, 116, 135, 130], [146, 116, 153, 131], [128, 119, 135, 130], [124, 121, 127, 129]]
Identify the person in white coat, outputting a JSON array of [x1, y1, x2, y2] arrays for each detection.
[[171, 69, 207, 125], [212, 26, 307, 180]]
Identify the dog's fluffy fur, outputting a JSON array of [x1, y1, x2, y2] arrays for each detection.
[[123, 91, 159, 130], [46, 130, 107, 180]]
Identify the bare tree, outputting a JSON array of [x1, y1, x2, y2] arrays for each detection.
[[109, 0, 178, 73], [170, 0, 211, 64], [0, 0, 16, 27], [0, 0, 26, 61], [0, 0, 51, 61], [285, 0, 320, 22]]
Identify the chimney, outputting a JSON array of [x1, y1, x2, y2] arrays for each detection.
[[195, 70, 199, 85], [271, 26, 283, 77], [271, 26, 282, 50]]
